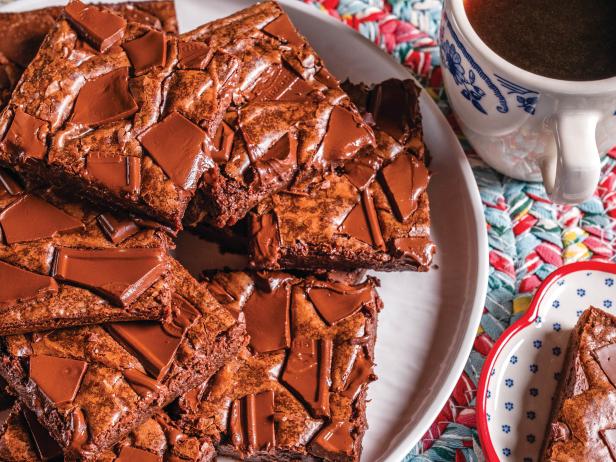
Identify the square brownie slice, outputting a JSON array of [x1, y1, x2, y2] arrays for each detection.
[[0, 1, 178, 111], [0, 1, 239, 230], [182, 1, 375, 229], [0, 394, 214, 462], [0, 400, 214, 462], [543, 307, 616, 461], [0, 168, 178, 335], [244, 79, 434, 271], [0, 261, 246, 460], [0, 372, 214, 462], [175, 270, 381, 462]]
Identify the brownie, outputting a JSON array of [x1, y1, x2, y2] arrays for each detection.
[[175, 270, 381, 462], [0, 261, 247, 459], [0, 1, 240, 231], [0, 398, 214, 461], [542, 307, 616, 461], [182, 1, 376, 229], [0, 168, 181, 335], [238, 79, 434, 271], [0, 1, 178, 112]]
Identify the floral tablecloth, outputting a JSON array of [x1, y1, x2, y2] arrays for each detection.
[[300, 1, 616, 461]]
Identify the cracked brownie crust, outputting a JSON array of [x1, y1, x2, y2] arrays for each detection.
[[246, 79, 434, 271], [0, 1, 178, 112], [175, 270, 382, 462], [0, 399, 214, 462], [0, 1, 238, 230], [0, 168, 178, 335], [182, 1, 375, 229], [0, 262, 247, 460]]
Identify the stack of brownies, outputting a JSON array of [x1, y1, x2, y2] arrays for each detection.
[[0, 1, 434, 460]]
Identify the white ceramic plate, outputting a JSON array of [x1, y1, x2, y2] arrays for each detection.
[[478, 262, 616, 462], [0, 1, 489, 460]]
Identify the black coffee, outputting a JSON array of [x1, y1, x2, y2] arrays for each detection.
[[464, 0, 616, 81]]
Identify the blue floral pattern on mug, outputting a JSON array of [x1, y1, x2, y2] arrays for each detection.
[[495, 75, 539, 115], [440, 12, 541, 116], [441, 40, 487, 114]]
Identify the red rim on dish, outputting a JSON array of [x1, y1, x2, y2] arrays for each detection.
[[476, 261, 616, 462]]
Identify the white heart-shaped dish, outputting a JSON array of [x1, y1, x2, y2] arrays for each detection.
[[478, 262, 616, 461]]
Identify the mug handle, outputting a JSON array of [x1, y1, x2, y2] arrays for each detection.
[[541, 110, 601, 204]]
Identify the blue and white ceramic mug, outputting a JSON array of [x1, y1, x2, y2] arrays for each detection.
[[440, 0, 616, 204]]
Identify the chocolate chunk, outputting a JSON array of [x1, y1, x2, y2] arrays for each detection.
[[85, 153, 141, 195], [380, 154, 429, 222], [250, 213, 280, 268], [22, 408, 63, 461], [362, 190, 385, 250], [344, 153, 381, 191], [311, 420, 354, 457], [318, 106, 373, 162], [52, 247, 167, 306], [392, 237, 435, 267], [368, 79, 417, 143], [0, 194, 83, 244], [116, 446, 160, 462], [243, 279, 290, 353], [207, 279, 235, 305], [251, 65, 312, 103], [177, 41, 212, 69], [253, 131, 298, 184], [211, 121, 234, 163], [140, 112, 208, 191], [65, 1, 127, 52], [0, 260, 57, 306], [1, 109, 48, 159], [281, 337, 332, 417], [105, 296, 199, 382], [307, 281, 374, 325], [263, 14, 304, 47], [122, 30, 167, 73], [602, 428, 616, 461], [69, 408, 87, 451], [0, 170, 23, 197], [132, 218, 177, 238], [230, 390, 276, 453], [595, 343, 616, 387], [339, 190, 385, 250], [339, 201, 372, 247], [123, 368, 163, 398], [71, 68, 138, 126], [107, 320, 182, 381], [341, 352, 374, 400], [29, 355, 87, 405], [315, 68, 338, 89], [96, 213, 140, 244]]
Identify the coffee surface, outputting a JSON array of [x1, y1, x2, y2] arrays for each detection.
[[464, 0, 616, 81]]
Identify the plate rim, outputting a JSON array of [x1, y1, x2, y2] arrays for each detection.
[[0, 1, 489, 459], [477, 261, 616, 462]]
